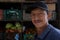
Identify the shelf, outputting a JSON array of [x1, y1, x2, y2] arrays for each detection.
[[0, 0, 22, 2], [0, 2, 21, 9]]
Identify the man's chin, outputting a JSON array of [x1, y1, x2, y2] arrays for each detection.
[[34, 23, 43, 28]]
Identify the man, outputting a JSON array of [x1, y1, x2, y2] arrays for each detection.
[[26, 1, 60, 40]]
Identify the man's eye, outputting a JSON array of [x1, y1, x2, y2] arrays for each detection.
[[39, 13, 44, 15], [31, 14, 35, 16]]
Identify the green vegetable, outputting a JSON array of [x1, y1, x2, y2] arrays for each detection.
[[6, 23, 13, 29]]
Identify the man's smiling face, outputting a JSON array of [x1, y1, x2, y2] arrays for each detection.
[[31, 8, 49, 28]]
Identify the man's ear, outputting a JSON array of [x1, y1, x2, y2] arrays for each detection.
[[47, 11, 52, 20]]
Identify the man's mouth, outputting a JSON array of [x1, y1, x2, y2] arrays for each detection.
[[34, 20, 42, 23]]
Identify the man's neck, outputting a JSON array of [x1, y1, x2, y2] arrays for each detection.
[[36, 24, 48, 35]]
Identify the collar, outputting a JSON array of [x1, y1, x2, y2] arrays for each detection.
[[36, 24, 51, 40]]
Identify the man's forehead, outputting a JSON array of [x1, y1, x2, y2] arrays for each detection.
[[31, 8, 45, 13]]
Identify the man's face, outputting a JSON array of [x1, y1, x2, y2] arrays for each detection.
[[31, 8, 49, 28]]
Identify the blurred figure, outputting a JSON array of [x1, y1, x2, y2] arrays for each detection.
[[26, 1, 60, 40], [15, 33, 19, 40]]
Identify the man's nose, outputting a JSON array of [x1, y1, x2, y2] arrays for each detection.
[[35, 16, 39, 20]]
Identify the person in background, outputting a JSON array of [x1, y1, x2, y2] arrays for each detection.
[[26, 1, 60, 40]]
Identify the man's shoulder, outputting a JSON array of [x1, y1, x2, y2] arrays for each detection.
[[48, 24, 60, 39], [51, 27, 60, 36], [49, 24, 60, 34]]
